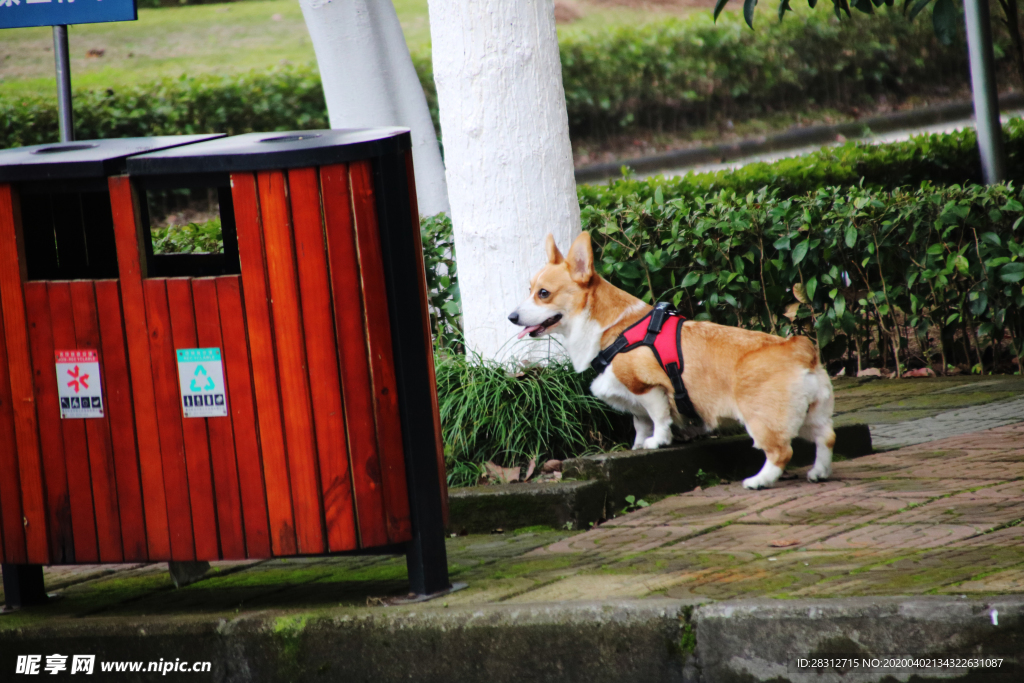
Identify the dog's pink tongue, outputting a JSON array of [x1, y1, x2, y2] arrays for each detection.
[[517, 325, 542, 340]]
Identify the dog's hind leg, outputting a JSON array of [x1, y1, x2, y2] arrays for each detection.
[[741, 420, 793, 490], [635, 387, 674, 450], [799, 368, 836, 482]]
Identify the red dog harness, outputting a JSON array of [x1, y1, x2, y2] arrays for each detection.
[[590, 302, 700, 421]]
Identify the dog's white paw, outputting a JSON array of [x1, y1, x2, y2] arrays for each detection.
[[642, 435, 671, 450], [742, 462, 783, 490], [742, 475, 773, 490], [806, 465, 832, 482]]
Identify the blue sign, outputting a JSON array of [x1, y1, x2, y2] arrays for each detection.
[[0, 0, 137, 30]]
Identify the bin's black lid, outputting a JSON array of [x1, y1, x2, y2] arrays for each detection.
[[126, 128, 412, 176], [0, 135, 225, 183]]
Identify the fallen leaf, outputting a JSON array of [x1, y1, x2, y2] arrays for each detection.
[[541, 459, 562, 474], [484, 461, 521, 484], [524, 457, 536, 482], [904, 367, 936, 378], [769, 538, 800, 548]]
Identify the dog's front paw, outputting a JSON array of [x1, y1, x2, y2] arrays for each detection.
[[806, 465, 832, 482], [742, 475, 773, 490], [642, 435, 671, 450]]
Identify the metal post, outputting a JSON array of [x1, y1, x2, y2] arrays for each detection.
[[52, 25, 74, 143], [963, 0, 1006, 184]]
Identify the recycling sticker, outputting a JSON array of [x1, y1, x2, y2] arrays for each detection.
[[55, 349, 104, 419], [175, 348, 228, 418]]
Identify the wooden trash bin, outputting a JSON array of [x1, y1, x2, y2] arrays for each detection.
[[0, 129, 451, 607], [0, 136, 222, 606], [123, 128, 450, 595]]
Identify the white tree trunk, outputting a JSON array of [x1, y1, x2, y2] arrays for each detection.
[[298, 0, 450, 216], [428, 0, 580, 361]]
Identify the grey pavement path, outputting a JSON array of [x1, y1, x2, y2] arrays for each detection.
[[642, 108, 1024, 179], [871, 395, 1024, 450]]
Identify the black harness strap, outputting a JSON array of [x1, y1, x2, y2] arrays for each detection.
[[590, 302, 700, 422]]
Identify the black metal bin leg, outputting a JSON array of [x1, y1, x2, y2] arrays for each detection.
[[372, 151, 451, 597], [2, 564, 48, 610]]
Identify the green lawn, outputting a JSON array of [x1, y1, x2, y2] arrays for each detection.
[[0, 0, 716, 99]]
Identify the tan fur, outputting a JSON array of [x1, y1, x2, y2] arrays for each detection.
[[513, 233, 837, 489]]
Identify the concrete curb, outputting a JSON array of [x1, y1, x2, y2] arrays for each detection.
[[1, 596, 1020, 682], [574, 92, 1024, 183], [448, 424, 871, 534], [448, 479, 606, 534], [696, 595, 1024, 682]]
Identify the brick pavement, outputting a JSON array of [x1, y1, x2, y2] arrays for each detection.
[[507, 420, 1024, 602]]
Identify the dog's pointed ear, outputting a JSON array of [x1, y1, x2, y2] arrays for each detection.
[[545, 233, 564, 265], [567, 232, 594, 285]]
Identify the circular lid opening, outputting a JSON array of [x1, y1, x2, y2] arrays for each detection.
[[260, 134, 322, 143], [32, 143, 100, 154]]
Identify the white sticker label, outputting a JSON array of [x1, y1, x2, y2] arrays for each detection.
[[55, 349, 104, 419], [176, 348, 228, 418]]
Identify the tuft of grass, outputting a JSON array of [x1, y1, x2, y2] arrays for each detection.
[[436, 350, 631, 488]]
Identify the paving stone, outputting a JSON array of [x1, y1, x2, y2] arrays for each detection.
[[740, 493, 910, 525], [949, 525, 1024, 548], [527, 524, 714, 556], [667, 523, 855, 553], [501, 573, 685, 602], [807, 524, 983, 550], [888, 482, 1024, 526], [950, 567, 1024, 593], [871, 396, 1024, 449]]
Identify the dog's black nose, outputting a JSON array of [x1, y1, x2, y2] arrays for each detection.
[[508, 311, 519, 324]]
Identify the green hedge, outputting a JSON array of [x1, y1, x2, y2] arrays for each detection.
[[581, 181, 1024, 375], [559, 9, 975, 137], [0, 67, 328, 149], [2, 9, 999, 150], [584, 118, 1024, 205]]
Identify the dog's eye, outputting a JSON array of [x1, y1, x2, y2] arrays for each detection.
[[538, 289, 550, 300]]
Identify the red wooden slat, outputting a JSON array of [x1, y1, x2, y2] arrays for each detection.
[[0, 184, 50, 563], [94, 280, 148, 561], [0, 190, 26, 563], [215, 275, 271, 558], [0, 296, 15, 561], [404, 150, 449, 526], [144, 278, 196, 560], [257, 170, 325, 555], [319, 164, 388, 549], [24, 282, 74, 563], [165, 278, 220, 561], [231, 171, 297, 556], [69, 280, 124, 563], [48, 282, 99, 563], [191, 277, 246, 560], [108, 176, 171, 559], [349, 160, 412, 544], [287, 167, 357, 553]]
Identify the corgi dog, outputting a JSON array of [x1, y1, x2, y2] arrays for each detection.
[[507, 232, 836, 490]]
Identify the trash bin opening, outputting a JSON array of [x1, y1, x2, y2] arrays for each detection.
[[18, 184, 120, 281], [138, 175, 240, 278], [31, 143, 101, 155]]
